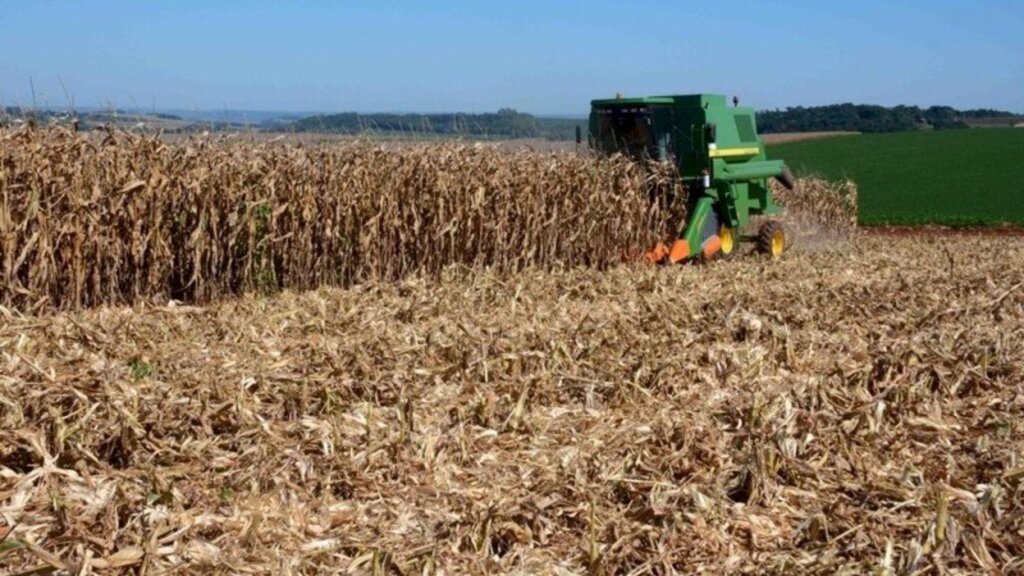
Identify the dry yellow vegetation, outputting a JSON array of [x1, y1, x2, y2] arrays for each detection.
[[0, 128, 854, 312], [2, 235, 1023, 574], [2, 127, 1019, 574], [0, 128, 686, 310]]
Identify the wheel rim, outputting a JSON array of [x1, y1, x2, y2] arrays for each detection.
[[719, 225, 734, 255], [771, 230, 785, 258]]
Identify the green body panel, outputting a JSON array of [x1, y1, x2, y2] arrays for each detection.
[[589, 93, 786, 253], [682, 197, 716, 254]]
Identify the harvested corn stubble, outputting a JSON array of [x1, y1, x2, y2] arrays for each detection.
[[1, 234, 1023, 574]]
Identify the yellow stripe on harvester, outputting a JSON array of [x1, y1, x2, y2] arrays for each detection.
[[709, 147, 760, 158]]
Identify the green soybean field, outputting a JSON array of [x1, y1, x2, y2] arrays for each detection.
[[769, 128, 1024, 226]]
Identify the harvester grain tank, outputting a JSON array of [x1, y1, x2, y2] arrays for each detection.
[[587, 94, 794, 262]]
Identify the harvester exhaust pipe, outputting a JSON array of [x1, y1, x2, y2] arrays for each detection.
[[776, 166, 796, 190]]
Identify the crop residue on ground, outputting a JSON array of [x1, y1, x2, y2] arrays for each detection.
[[2, 235, 1022, 574]]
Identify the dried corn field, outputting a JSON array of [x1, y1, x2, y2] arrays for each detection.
[[3, 128, 1022, 574], [0, 128, 859, 312], [1, 128, 690, 311]]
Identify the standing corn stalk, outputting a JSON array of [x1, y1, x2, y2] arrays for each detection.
[[0, 128, 685, 309]]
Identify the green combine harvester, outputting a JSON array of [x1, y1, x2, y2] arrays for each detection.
[[587, 93, 794, 263]]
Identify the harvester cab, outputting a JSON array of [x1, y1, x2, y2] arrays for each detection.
[[588, 94, 794, 262]]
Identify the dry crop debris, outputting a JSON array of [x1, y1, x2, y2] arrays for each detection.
[[2, 234, 1023, 574]]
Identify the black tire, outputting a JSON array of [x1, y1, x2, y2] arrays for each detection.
[[757, 220, 786, 258]]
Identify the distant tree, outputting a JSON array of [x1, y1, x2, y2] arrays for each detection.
[[755, 103, 1002, 133], [289, 109, 542, 138], [960, 108, 1018, 119]]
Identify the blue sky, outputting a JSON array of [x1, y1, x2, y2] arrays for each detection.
[[1, 1, 1021, 114]]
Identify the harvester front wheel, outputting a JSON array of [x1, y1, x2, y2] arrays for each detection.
[[757, 221, 786, 259]]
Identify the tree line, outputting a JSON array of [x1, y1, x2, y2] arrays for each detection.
[[3, 104, 1017, 137], [290, 108, 543, 138], [756, 104, 1019, 133]]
